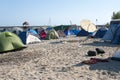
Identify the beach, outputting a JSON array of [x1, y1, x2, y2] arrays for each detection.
[[0, 36, 120, 80]]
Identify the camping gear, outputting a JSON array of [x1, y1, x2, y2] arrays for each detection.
[[103, 19, 120, 44], [77, 29, 90, 36], [57, 30, 66, 37], [19, 29, 41, 44], [46, 27, 53, 33], [46, 29, 59, 40], [72, 29, 80, 35], [80, 19, 97, 33], [94, 27, 108, 38], [0, 32, 26, 53], [111, 49, 120, 61], [12, 27, 23, 35]]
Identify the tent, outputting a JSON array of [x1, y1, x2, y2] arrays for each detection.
[[111, 48, 120, 61], [57, 30, 66, 37], [19, 29, 41, 44], [12, 27, 23, 35], [103, 19, 120, 44], [46, 27, 53, 33], [64, 27, 80, 36], [46, 29, 59, 40], [72, 29, 80, 35], [64, 30, 75, 36], [94, 27, 108, 38], [77, 29, 90, 36], [0, 32, 26, 53]]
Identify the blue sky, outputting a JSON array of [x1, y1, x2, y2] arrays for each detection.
[[0, 0, 120, 26]]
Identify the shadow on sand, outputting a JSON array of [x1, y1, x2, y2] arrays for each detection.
[[82, 41, 118, 47]]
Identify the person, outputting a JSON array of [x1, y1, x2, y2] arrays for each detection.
[[22, 21, 30, 31]]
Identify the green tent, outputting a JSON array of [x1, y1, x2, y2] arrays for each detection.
[[0, 32, 26, 53], [46, 29, 59, 40]]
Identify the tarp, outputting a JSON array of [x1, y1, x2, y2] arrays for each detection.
[[0, 32, 26, 52]]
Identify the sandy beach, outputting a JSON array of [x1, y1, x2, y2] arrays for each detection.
[[0, 36, 120, 80]]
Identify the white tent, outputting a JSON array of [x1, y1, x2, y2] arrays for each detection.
[[26, 33, 41, 44], [19, 29, 41, 44]]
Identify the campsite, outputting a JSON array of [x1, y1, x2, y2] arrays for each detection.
[[0, 19, 120, 80], [0, 37, 120, 80]]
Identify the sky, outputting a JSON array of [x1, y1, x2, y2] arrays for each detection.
[[0, 0, 120, 26]]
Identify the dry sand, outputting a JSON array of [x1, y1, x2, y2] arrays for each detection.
[[0, 36, 120, 80]]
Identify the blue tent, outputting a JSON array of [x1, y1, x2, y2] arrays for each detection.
[[77, 29, 90, 36], [112, 27, 120, 44], [19, 29, 40, 44], [64, 30, 75, 36], [94, 27, 108, 38], [103, 20, 120, 44], [72, 29, 80, 35], [27, 29, 38, 35]]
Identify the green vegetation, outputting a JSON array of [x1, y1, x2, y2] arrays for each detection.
[[111, 11, 120, 19]]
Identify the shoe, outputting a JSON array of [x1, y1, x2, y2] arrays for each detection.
[[95, 48, 105, 54], [87, 50, 97, 56]]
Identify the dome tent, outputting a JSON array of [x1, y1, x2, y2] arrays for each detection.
[[111, 47, 120, 61], [94, 27, 108, 38], [19, 29, 41, 44], [0, 32, 26, 53], [46, 29, 59, 40], [77, 29, 90, 36], [103, 19, 120, 44]]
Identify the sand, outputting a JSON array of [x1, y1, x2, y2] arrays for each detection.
[[0, 36, 120, 80]]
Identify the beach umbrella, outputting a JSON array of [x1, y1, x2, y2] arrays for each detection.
[[80, 19, 97, 32]]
